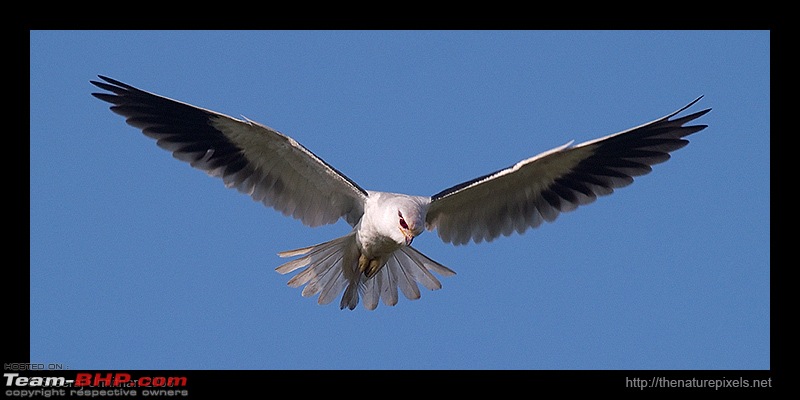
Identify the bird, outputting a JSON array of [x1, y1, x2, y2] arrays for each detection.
[[90, 75, 710, 310]]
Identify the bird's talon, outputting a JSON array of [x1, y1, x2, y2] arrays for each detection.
[[358, 254, 369, 273]]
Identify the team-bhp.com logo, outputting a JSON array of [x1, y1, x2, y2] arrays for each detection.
[[74, 373, 187, 388], [4, 371, 189, 397]]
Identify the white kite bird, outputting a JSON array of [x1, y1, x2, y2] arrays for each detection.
[[91, 75, 710, 310]]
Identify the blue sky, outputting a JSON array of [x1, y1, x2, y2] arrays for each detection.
[[29, 30, 769, 370]]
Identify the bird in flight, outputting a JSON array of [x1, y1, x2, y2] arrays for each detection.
[[91, 75, 710, 310]]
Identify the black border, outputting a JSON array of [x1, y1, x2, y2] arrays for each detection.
[[19, 24, 778, 397]]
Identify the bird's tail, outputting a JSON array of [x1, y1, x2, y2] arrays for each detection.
[[276, 234, 456, 310]]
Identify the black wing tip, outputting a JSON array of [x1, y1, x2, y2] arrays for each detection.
[[90, 75, 129, 102], [90, 92, 116, 103], [693, 108, 712, 119], [92, 74, 125, 87], [89, 75, 112, 88], [686, 95, 704, 109], [90, 75, 142, 97], [666, 95, 710, 121]]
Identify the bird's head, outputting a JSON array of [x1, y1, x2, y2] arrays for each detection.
[[396, 208, 424, 246]]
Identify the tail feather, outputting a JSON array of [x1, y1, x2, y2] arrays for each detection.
[[340, 281, 360, 310], [300, 260, 341, 297], [276, 234, 455, 310], [276, 235, 351, 275], [276, 243, 319, 258], [401, 246, 457, 277], [389, 255, 421, 300], [361, 269, 381, 310], [288, 248, 344, 289], [321, 243, 358, 307], [394, 249, 442, 291], [318, 268, 348, 305], [379, 264, 399, 307]]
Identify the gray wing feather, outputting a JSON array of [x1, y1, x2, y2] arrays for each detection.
[[91, 75, 368, 227], [427, 97, 710, 245]]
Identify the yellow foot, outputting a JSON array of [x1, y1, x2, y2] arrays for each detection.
[[358, 254, 369, 273], [365, 259, 382, 278], [358, 254, 384, 278]]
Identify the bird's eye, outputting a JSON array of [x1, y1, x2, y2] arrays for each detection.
[[398, 210, 409, 229]]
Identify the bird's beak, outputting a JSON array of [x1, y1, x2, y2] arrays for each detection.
[[401, 228, 414, 246]]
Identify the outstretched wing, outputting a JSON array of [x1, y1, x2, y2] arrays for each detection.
[[426, 97, 711, 245], [91, 75, 368, 227]]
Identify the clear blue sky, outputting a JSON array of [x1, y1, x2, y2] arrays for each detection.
[[30, 30, 769, 370]]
